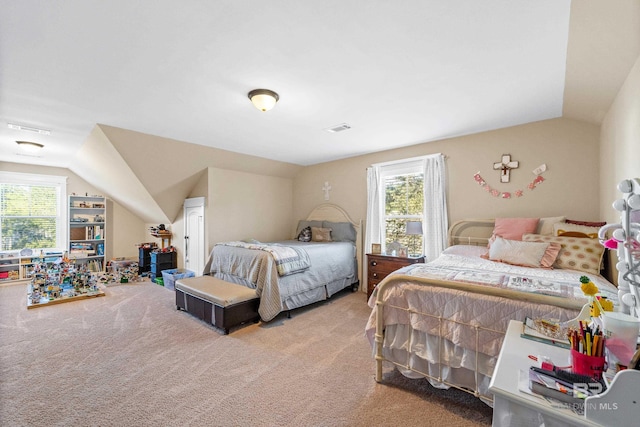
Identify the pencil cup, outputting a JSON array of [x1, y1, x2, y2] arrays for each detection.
[[571, 348, 606, 379]]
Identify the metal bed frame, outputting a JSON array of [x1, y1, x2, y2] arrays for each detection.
[[372, 218, 587, 403]]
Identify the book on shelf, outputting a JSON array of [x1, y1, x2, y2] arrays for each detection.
[[521, 317, 570, 349], [70, 250, 96, 257]]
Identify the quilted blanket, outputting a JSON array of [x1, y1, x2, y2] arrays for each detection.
[[215, 241, 310, 276], [367, 249, 618, 354]]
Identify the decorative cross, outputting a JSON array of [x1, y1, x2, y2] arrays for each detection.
[[493, 154, 519, 183], [322, 181, 332, 200]]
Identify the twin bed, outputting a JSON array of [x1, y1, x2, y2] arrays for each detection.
[[366, 217, 619, 404], [203, 204, 361, 321]]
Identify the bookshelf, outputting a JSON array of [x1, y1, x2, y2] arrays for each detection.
[[68, 195, 106, 272], [0, 249, 63, 282]]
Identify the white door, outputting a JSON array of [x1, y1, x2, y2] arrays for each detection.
[[184, 197, 205, 276]]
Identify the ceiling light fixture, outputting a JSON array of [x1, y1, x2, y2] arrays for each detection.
[[248, 89, 279, 112], [16, 140, 44, 154]]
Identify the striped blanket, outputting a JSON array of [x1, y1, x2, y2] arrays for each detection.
[[216, 241, 311, 276]]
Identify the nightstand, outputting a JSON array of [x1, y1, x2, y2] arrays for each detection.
[[366, 253, 425, 299]]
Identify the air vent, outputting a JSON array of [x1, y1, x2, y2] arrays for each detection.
[[8, 123, 51, 135], [325, 123, 351, 133]]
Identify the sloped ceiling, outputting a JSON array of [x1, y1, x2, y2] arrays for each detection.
[[85, 125, 302, 223], [1, 1, 639, 223], [563, 0, 640, 123]]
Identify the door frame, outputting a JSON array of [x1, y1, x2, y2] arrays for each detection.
[[183, 197, 205, 276]]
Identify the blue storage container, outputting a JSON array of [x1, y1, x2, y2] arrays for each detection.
[[161, 268, 195, 290]]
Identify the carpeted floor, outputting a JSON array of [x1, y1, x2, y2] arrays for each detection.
[[0, 280, 492, 426]]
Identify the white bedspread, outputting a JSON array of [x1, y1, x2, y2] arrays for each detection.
[[365, 246, 619, 399]]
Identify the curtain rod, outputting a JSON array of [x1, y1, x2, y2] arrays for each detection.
[[370, 153, 447, 168]]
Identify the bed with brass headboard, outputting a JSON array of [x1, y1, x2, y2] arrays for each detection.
[[366, 218, 618, 404]]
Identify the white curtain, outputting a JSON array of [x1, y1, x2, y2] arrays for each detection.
[[364, 165, 382, 259], [422, 154, 448, 261]]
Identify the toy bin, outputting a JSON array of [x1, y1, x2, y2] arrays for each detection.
[[161, 268, 195, 290]]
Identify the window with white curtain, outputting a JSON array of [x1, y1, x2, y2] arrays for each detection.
[[380, 160, 424, 251], [0, 172, 67, 251], [366, 154, 448, 264]]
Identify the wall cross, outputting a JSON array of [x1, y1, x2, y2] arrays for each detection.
[[493, 154, 519, 183], [322, 181, 332, 200]]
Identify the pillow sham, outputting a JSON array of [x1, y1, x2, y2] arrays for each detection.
[[485, 236, 560, 268], [297, 226, 312, 242], [492, 217, 540, 241], [552, 222, 601, 239], [322, 221, 356, 242], [522, 233, 605, 275], [311, 227, 333, 242], [535, 216, 566, 235]]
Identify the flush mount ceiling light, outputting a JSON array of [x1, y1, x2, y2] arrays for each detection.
[[16, 140, 44, 154], [248, 89, 279, 112]]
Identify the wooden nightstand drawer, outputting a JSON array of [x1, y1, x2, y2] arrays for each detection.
[[366, 253, 425, 299]]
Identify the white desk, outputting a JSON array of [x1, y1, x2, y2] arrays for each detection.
[[489, 320, 639, 427]]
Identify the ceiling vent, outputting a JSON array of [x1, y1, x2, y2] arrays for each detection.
[[325, 123, 351, 133], [8, 123, 51, 135]]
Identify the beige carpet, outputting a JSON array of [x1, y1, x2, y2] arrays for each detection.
[[0, 280, 492, 426]]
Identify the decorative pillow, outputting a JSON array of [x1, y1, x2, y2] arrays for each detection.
[[322, 221, 356, 242], [535, 216, 566, 235], [566, 219, 607, 227], [296, 220, 322, 236], [297, 226, 312, 242], [484, 236, 560, 268], [522, 234, 605, 274], [491, 217, 540, 241], [311, 227, 333, 242], [553, 222, 602, 239]]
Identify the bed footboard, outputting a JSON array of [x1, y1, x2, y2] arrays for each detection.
[[374, 293, 503, 401], [372, 274, 584, 402]]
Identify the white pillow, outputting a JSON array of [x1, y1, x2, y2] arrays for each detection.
[[488, 236, 553, 268], [536, 216, 566, 235]]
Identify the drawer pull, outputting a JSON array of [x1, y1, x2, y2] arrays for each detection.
[[373, 273, 378, 278], [370, 261, 377, 266]]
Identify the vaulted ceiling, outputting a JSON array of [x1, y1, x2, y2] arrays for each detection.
[[1, 1, 638, 223]]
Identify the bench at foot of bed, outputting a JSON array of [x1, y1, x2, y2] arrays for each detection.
[[175, 276, 260, 334]]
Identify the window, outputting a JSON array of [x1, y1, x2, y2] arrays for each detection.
[[0, 172, 67, 251], [380, 160, 424, 253], [366, 153, 447, 263]]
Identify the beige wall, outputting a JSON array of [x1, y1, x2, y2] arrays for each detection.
[[206, 167, 293, 251], [293, 118, 602, 228], [0, 161, 146, 260], [599, 55, 640, 224]]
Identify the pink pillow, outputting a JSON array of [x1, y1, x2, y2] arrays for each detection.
[[540, 242, 562, 268], [492, 217, 540, 241]]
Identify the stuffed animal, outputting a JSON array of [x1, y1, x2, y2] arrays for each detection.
[[297, 226, 312, 242], [580, 275, 613, 317]]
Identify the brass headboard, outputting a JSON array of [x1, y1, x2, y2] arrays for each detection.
[[447, 219, 495, 247]]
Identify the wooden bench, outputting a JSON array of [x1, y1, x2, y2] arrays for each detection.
[[175, 275, 260, 334]]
